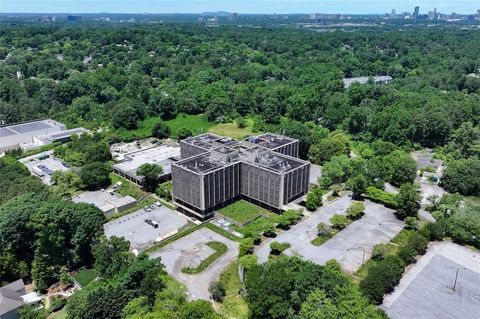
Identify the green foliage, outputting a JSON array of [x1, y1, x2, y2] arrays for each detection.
[[346, 202, 365, 220], [365, 186, 398, 208], [397, 232, 428, 263], [396, 183, 421, 220], [446, 205, 480, 248], [50, 296, 67, 312], [360, 256, 405, 304], [92, 236, 132, 278], [270, 242, 291, 255], [79, 162, 111, 190], [236, 116, 248, 128], [209, 281, 226, 302], [239, 238, 255, 257], [385, 151, 417, 187], [151, 121, 172, 139], [330, 214, 350, 230], [305, 188, 324, 211], [137, 163, 164, 192], [18, 305, 48, 319], [0, 194, 105, 291], [441, 158, 480, 196], [348, 174, 367, 199], [156, 181, 173, 200], [54, 134, 111, 166], [371, 244, 388, 260], [308, 132, 351, 165], [244, 257, 382, 319], [67, 255, 165, 319]]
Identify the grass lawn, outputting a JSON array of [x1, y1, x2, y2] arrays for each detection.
[[109, 173, 146, 200], [209, 118, 257, 140], [219, 261, 249, 319], [165, 113, 214, 136], [49, 307, 67, 319], [72, 268, 97, 287], [311, 232, 335, 246], [219, 200, 268, 225], [181, 241, 228, 274], [464, 196, 480, 206]]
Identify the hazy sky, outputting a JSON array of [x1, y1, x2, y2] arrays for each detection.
[[1, 0, 479, 14]]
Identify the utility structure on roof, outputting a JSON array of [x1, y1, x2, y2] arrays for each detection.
[[172, 133, 310, 220]]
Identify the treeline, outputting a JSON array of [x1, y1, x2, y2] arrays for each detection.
[[0, 157, 105, 291], [0, 23, 479, 150]]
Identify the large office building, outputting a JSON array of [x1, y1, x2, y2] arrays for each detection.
[[172, 133, 310, 220]]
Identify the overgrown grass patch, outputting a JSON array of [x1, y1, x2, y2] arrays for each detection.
[[311, 232, 334, 246], [181, 241, 228, 274], [72, 268, 97, 287], [165, 113, 214, 136], [218, 261, 249, 319], [109, 173, 146, 200], [209, 118, 257, 140], [218, 200, 267, 225]]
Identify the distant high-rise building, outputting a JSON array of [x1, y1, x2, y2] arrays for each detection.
[[229, 12, 238, 21], [391, 9, 396, 17], [413, 6, 420, 17], [67, 15, 82, 21]]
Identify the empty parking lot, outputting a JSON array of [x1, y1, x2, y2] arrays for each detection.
[[256, 197, 404, 273], [104, 206, 189, 251], [149, 227, 238, 300], [381, 242, 480, 319]]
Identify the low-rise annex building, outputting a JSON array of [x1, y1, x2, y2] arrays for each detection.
[[172, 133, 310, 221]]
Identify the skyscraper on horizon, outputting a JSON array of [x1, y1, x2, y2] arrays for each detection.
[[413, 6, 420, 17]]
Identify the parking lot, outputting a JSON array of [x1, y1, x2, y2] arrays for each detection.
[[381, 242, 480, 319], [104, 205, 189, 252], [256, 197, 405, 273], [20, 151, 69, 185], [149, 227, 239, 300]]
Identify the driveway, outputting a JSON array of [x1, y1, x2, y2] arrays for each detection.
[[149, 227, 238, 300], [256, 197, 404, 273]]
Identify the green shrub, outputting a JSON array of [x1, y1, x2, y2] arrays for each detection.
[[239, 238, 255, 257], [365, 186, 398, 208], [360, 256, 405, 304], [270, 242, 291, 255], [330, 214, 349, 230], [346, 202, 365, 220], [209, 281, 226, 302], [50, 296, 67, 312], [371, 244, 388, 260]]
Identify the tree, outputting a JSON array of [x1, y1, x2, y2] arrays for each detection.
[[239, 238, 255, 257], [346, 202, 365, 220], [319, 155, 351, 187], [179, 300, 217, 319], [93, 236, 133, 278], [308, 132, 351, 165], [209, 281, 226, 302], [177, 128, 193, 141], [348, 174, 367, 199], [329, 214, 349, 230], [306, 189, 322, 211], [137, 163, 164, 192], [317, 222, 331, 237], [79, 162, 111, 190], [396, 183, 421, 220], [385, 151, 417, 187], [441, 158, 480, 196], [152, 121, 171, 139], [360, 256, 405, 304], [236, 116, 248, 128]]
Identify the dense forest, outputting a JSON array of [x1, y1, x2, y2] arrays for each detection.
[[1, 20, 480, 319]]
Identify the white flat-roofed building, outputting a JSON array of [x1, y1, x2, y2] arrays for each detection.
[[343, 75, 393, 88], [72, 190, 137, 216], [0, 119, 87, 154], [113, 144, 180, 185]]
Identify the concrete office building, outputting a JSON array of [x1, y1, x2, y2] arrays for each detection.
[[172, 133, 310, 220]]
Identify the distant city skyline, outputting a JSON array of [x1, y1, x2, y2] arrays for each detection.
[[1, 0, 479, 14]]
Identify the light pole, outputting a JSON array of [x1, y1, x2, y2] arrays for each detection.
[[450, 267, 465, 292], [444, 209, 451, 236]]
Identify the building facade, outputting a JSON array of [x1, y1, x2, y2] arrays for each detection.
[[172, 133, 310, 220]]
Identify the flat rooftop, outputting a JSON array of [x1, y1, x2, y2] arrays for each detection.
[[113, 145, 180, 178], [182, 133, 238, 151], [72, 191, 136, 213], [343, 75, 393, 88], [177, 155, 224, 174], [244, 133, 296, 150], [0, 119, 62, 134]]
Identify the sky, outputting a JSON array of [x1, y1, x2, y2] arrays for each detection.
[[1, 0, 479, 14]]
